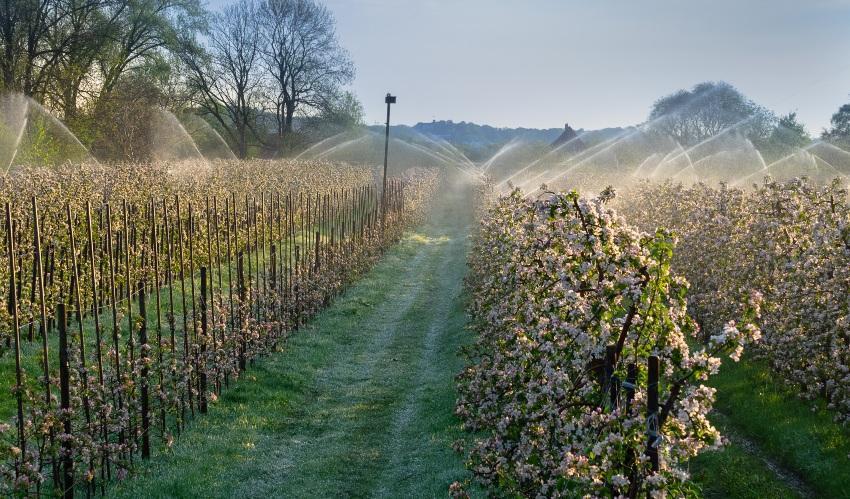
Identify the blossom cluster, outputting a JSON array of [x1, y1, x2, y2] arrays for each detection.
[[618, 178, 850, 421], [455, 189, 761, 497]]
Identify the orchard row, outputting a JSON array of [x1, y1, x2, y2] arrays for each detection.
[[454, 188, 760, 497], [619, 178, 850, 422], [0, 160, 438, 496]]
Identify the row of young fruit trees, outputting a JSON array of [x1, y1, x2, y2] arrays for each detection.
[[454, 176, 850, 497], [0, 160, 438, 496]]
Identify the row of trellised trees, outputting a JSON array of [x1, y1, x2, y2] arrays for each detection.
[[0, 175, 419, 496], [454, 189, 762, 497]]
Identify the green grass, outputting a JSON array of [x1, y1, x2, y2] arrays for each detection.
[[690, 414, 803, 498], [63, 180, 850, 497], [109, 187, 477, 498], [689, 355, 850, 497], [691, 443, 801, 498]]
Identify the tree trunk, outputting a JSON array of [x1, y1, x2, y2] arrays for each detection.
[[63, 85, 77, 121], [284, 101, 295, 134], [236, 121, 248, 159], [276, 101, 285, 139], [1, 23, 15, 91]]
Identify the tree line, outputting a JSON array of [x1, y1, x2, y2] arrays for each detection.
[[0, 0, 360, 160], [648, 81, 850, 163]]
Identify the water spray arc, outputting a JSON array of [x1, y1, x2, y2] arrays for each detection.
[[6, 115, 28, 175], [1, 92, 97, 172], [482, 138, 521, 172]]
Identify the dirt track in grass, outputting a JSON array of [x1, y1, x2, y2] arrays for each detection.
[[112, 181, 477, 498]]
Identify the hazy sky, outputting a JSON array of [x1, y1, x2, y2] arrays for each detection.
[[214, 0, 850, 133]]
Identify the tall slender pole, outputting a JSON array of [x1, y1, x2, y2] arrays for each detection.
[[57, 303, 73, 499], [382, 93, 396, 225], [138, 282, 150, 459], [5, 204, 25, 474], [31, 197, 51, 406]]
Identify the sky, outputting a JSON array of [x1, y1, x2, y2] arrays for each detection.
[[215, 0, 850, 133]]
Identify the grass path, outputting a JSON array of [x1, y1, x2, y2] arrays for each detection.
[[106, 179, 845, 499], [111, 184, 476, 498], [690, 357, 850, 498]]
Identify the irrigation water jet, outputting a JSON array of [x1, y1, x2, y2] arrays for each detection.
[[1, 92, 97, 172]]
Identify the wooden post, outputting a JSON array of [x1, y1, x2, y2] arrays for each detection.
[[299, 193, 305, 275], [124, 205, 139, 460], [57, 303, 73, 498], [138, 282, 151, 459], [28, 246, 35, 343], [294, 245, 301, 328], [286, 192, 293, 318], [6, 204, 25, 474], [176, 197, 194, 417], [183, 202, 195, 416], [85, 203, 110, 486], [199, 267, 208, 414], [31, 198, 51, 405], [260, 193, 268, 302], [187, 204, 198, 342], [205, 197, 215, 319], [122, 202, 135, 369], [237, 252, 246, 371], [105, 204, 128, 454], [224, 197, 235, 387], [314, 231, 320, 273], [225, 196, 235, 333], [33, 197, 60, 489], [270, 245, 277, 301], [646, 355, 660, 472], [204, 199, 220, 394], [150, 201, 166, 434], [163, 200, 182, 432], [65, 205, 94, 492], [304, 192, 310, 274], [252, 198, 260, 324], [213, 197, 225, 378]]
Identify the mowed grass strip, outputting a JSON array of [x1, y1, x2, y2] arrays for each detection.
[[690, 416, 805, 498], [111, 190, 476, 498], [691, 356, 850, 498]]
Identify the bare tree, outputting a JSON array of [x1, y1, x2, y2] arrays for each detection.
[[50, 0, 120, 120], [182, 0, 263, 158], [258, 0, 353, 142]]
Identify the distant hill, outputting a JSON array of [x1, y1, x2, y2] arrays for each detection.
[[413, 120, 565, 145], [369, 120, 568, 162], [367, 120, 629, 162]]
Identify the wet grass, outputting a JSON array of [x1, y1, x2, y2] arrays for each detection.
[[110, 189, 477, 497], [691, 356, 850, 498]]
